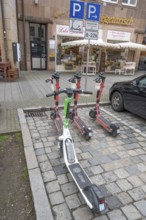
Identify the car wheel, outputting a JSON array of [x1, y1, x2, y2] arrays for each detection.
[[111, 91, 124, 112]]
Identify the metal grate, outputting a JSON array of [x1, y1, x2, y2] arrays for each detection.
[[25, 111, 46, 117]]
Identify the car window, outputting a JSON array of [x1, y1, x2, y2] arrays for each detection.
[[138, 77, 146, 88]]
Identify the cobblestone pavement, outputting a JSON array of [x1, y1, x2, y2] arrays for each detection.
[[22, 105, 146, 220], [0, 71, 144, 134]]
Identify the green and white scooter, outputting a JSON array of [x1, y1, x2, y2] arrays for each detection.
[[46, 88, 107, 214]]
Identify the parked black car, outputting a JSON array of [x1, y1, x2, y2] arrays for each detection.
[[109, 74, 146, 119]]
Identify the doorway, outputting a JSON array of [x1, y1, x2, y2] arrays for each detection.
[[30, 23, 47, 70]]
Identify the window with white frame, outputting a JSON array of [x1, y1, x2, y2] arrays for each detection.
[[102, 0, 118, 4], [122, 0, 137, 6]]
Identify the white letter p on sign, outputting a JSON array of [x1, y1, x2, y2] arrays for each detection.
[[88, 5, 96, 18], [73, 3, 81, 17]]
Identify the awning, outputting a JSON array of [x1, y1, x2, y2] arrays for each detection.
[[115, 42, 146, 51], [61, 39, 120, 49]]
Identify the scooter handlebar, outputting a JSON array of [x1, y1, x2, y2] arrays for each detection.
[[94, 72, 106, 83], [68, 72, 81, 82], [46, 88, 92, 97], [45, 78, 53, 83]]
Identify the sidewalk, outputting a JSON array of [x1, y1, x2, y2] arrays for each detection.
[[0, 70, 145, 134]]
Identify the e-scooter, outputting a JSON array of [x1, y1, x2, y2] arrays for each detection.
[[68, 72, 93, 140], [46, 72, 63, 134], [46, 88, 107, 214], [89, 73, 119, 137]]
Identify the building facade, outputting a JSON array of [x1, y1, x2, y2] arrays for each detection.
[[15, 0, 146, 71]]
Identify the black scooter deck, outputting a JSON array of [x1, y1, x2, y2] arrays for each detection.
[[98, 115, 111, 128], [68, 163, 92, 189], [74, 117, 88, 128]]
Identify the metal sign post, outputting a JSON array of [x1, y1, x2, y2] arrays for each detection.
[[84, 3, 101, 90]]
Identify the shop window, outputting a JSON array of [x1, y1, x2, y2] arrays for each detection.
[[122, 0, 137, 6], [102, 0, 118, 3]]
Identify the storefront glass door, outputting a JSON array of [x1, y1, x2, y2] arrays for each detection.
[[30, 23, 47, 70]]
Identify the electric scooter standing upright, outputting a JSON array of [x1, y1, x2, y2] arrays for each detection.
[[68, 72, 93, 140], [46, 88, 107, 214], [89, 73, 119, 137], [46, 72, 63, 134]]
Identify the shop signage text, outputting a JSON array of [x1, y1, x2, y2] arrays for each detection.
[[107, 30, 131, 41], [100, 16, 133, 26], [54, 11, 134, 26]]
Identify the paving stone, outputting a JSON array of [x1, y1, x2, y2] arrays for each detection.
[[90, 165, 104, 175], [137, 163, 146, 172], [65, 194, 81, 209], [61, 182, 78, 196], [50, 158, 61, 166], [142, 185, 146, 193], [73, 207, 93, 220], [57, 174, 68, 185], [128, 187, 145, 201], [134, 200, 146, 216], [53, 203, 72, 220], [37, 154, 48, 163], [47, 151, 60, 159], [81, 152, 92, 159], [49, 191, 64, 205], [125, 165, 140, 175], [102, 171, 118, 183], [44, 141, 54, 147], [80, 160, 90, 168], [106, 182, 121, 194], [139, 155, 146, 162], [40, 160, 52, 172], [114, 168, 129, 179], [122, 204, 141, 220], [44, 147, 52, 154], [46, 180, 60, 193], [123, 143, 140, 150], [127, 176, 143, 187], [54, 164, 68, 175], [106, 196, 122, 210], [34, 142, 44, 149], [89, 157, 100, 166], [116, 179, 133, 191], [42, 170, 56, 182], [108, 153, 120, 160], [108, 209, 126, 220], [117, 192, 133, 205], [139, 173, 146, 183], [91, 174, 106, 186], [35, 148, 45, 156], [139, 142, 146, 147], [93, 215, 109, 220], [102, 162, 115, 171]]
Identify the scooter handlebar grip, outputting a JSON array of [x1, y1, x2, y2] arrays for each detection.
[[46, 91, 56, 97]]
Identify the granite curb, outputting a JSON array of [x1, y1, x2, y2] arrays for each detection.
[[17, 108, 54, 220]]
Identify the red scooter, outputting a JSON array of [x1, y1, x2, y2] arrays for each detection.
[[89, 73, 119, 137], [46, 72, 63, 134], [68, 72, 93, 140]]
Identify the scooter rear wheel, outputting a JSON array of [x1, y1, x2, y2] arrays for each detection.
[[110, 124, 119, 137], [89, 109, 96, 119], [68, 111, 74, 120]]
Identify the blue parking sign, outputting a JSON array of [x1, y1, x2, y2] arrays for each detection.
[[70, 0, 84, 20], [86, 3, 100, 21]]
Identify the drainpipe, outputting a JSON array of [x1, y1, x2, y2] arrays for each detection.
[[22, 0, 27, 70], [0, 0, 8, 61]]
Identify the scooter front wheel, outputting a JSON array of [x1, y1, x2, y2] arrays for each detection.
[[89, 109, 96, 119], [50, 111, 56, 120]]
